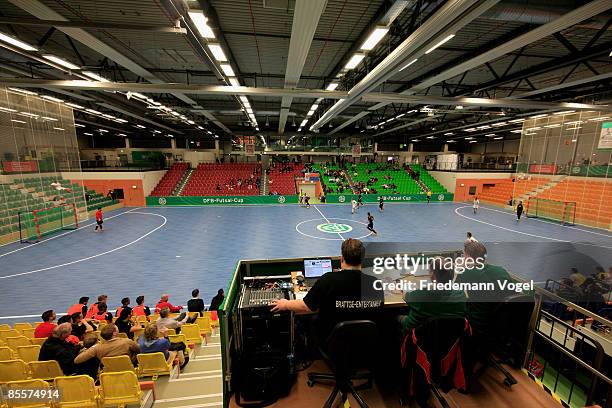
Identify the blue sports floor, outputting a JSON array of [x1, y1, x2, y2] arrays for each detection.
[[0, 202, 610, 322]]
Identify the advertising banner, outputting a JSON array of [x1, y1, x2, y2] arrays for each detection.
[[2, 161, 38, 173]]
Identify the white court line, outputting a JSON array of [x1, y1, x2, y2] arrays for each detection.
[[0, 207, 138, 258], [295, 218, 372, 241], [313, 205, 345, 241], [480, 205, 612, 238], [154, 393, 223, 404], [169, 374, 222, 382], [455, 206, 612, 249], [0, 211, 167, 280]]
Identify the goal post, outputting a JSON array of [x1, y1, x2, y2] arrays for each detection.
[[526, 197, 576, 225], [18, 203, 79, 243]]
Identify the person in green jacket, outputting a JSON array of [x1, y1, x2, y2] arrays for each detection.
[[399, 258, 467, 334]]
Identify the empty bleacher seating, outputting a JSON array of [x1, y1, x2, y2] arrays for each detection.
[[478, 177, 549, 206], [410, 164, 449, 194], [268, 163, 303, 195], [181, 163, 260, 196], [150, 162, 190, 196]]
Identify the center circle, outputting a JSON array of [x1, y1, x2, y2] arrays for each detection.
[[317, 223, 353, 234]]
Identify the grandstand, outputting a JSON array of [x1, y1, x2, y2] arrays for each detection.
[[268, 163, 303, 195], [410, 164, 449, 194], [351, 163, 422, 194], [181, 163, 260, 196], [150, 162, 190, 197]]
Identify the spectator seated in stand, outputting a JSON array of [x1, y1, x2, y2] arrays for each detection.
[[133, 295, 151, 318], [34, 309, 57, 338], [39, 323, 99, 379], [155, 294, 183, 313], [138, 324, 188, 369], [116, 307, 140, 340], [156, 307, 197, 334], [115, 297, 131, 317], [92, 303, 113, 323], [75, 323, 140, 366], [86, 294, 107, 319], [188, 289, 205, 317], [66, 297, 89, 317]]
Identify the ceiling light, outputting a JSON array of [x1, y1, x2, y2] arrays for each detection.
[[491, 122, 507, 127], [510, 129, 522, 133], [360, 27, 389, 51], [399, 58, 418, 72], [526, 127, 541, 131], [0, 106, 17, 112], [9, 87, 37, 96], [114, 118, 128, 123], [344, 53, 365, 70], [42, 54, 80, 70], [82, 71, 109, 82], [41, 116, 58, 121], [554, 110, 575, 115], [411, 139, 420, 142], [455, 105, 464, 110], [239, 96, 248, 104], [98, 129, 108, 133], [425, 34, 455, 54], [544, 124, 561, 128], [74, 123, 85, 128], [0, 32, 37, 51], [508, 118, 526, 123], [117, 133, 127, 137], [395, 113, 405, 119], [566, 127, 582, 130], [11, 119, 26, 124], [464, 128, 476, 132], [84, 132, 93, 136], [300, 119, 308, 127], [493, 136, 503, 140], [485, 133, 496, 137], [85, 108, 102, 115], [19, 112, 38, 118], [41, 95, 63, 103], [588, 116, 610, 121], [228, 77, 240, 87], [188, 11, 215, 39], [446, 140, 456, 143], [326, 83, 339, 91], [153, 130, 162, 134], [135, 124, 146, 129], [565, 120, 584, 125], [130, 92, 147, 100], [426, 136, 435, 139], [530, 114, 547, 119], [220, 64, 235, 76], [187, 120, 195, 125], [469, 140, 477, 143], [66, 103, 84, 109], [53, 127, 65, 131], [476, 125, 491, 129], [207, 44, 227, 62]]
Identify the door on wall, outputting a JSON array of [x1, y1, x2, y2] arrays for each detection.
[[298, 183, 317, 201]]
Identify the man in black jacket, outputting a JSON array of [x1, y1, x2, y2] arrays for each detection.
[[187, 288, 205, 316], [209, 289, 225, 311], [39, 323, 99, 379]]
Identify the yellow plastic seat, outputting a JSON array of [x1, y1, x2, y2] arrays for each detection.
[[149, 314, 159, 323], [158, 328, 175, 338], [6, 336, 31, 351], [0, 329, 19, 342], [19, 327, 36, 339], [29, 337, 47, 347], [136, 352, 173, 380], [0, 324, 10, 331], [136, 316, 148, 325], [204, 311, 220, 328], [98, 371, 143, 407], [196, 317, 212, 338], [0, 346, 13, 360], [167, 334, 189, 356], [17, 345, 40, 363], [29, 360, 63, 380], [132, 327, 144, 340], [13, 323, 33, 333], [5, 379, 52, 407], [0, 359, 30, 383], [101, 355, 135, 373], [180, 324, 203, 346], [54, 375, 98, 408]]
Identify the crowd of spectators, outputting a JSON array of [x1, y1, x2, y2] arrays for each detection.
[[29, 288, 226, 382]]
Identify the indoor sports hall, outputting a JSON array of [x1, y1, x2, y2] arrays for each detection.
[[0, 1, 610, 408]]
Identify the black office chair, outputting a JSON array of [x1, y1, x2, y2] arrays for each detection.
[[472, 293, 535, 387], [307, 320, 378, 408]]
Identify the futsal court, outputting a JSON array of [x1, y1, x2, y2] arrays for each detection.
[[1, 201, 609, 322]]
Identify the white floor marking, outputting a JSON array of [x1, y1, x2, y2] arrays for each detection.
[[454, 206, 612, 249], [295, 217, 373, 241], [0, 207, 138, 258], [313, 205, 344, 240], [168, 374, 222, 382], [154, 393, 223, 404], [0, 211, 167, 279], [480, 205, 612, 238]]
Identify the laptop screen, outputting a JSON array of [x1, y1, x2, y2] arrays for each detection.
[[304, 259, 333, 278]]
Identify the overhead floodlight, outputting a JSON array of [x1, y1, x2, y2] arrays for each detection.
[[0, 32, 37, 51], [188, 11, 215, 39], [469, 140, 477, 143], [326, 83, 339, 91], [207, 43, 228, 62], [74, 123, 85, 127], [66, 103, 84, 109], [228, 77, 240, 87], [53, 127, 65, 131], [85, 108, 102, 115], [446, 140, 456, 143], [344, 53, 365, 70], [554, 110, 575, 115], [135, 124, 146, 129], [82, 71, 109, 82], [360, 27, 389, 51], [444, 132, 454, 136], [493, 136, 503, 140], [220, 64, 235, 76], [425, 34, 455, 54], [8, 87, 37, 96], [41, 95, 64, 103], [398, 58, 418, 72], [0, 106, 17, 112], [42, 54, 80, 70], [239, 96, 248, 103]]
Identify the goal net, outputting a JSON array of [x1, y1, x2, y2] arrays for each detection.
[[526, 197, 576, 225], [18, 203, 79, 243]]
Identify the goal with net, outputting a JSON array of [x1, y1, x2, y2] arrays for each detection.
[[18, 203, 79, 243], [526, 197, 576, 225]]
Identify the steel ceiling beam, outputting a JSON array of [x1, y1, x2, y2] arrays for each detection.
[[0, 17, 187, 33], [278, 0, 327, 135]]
